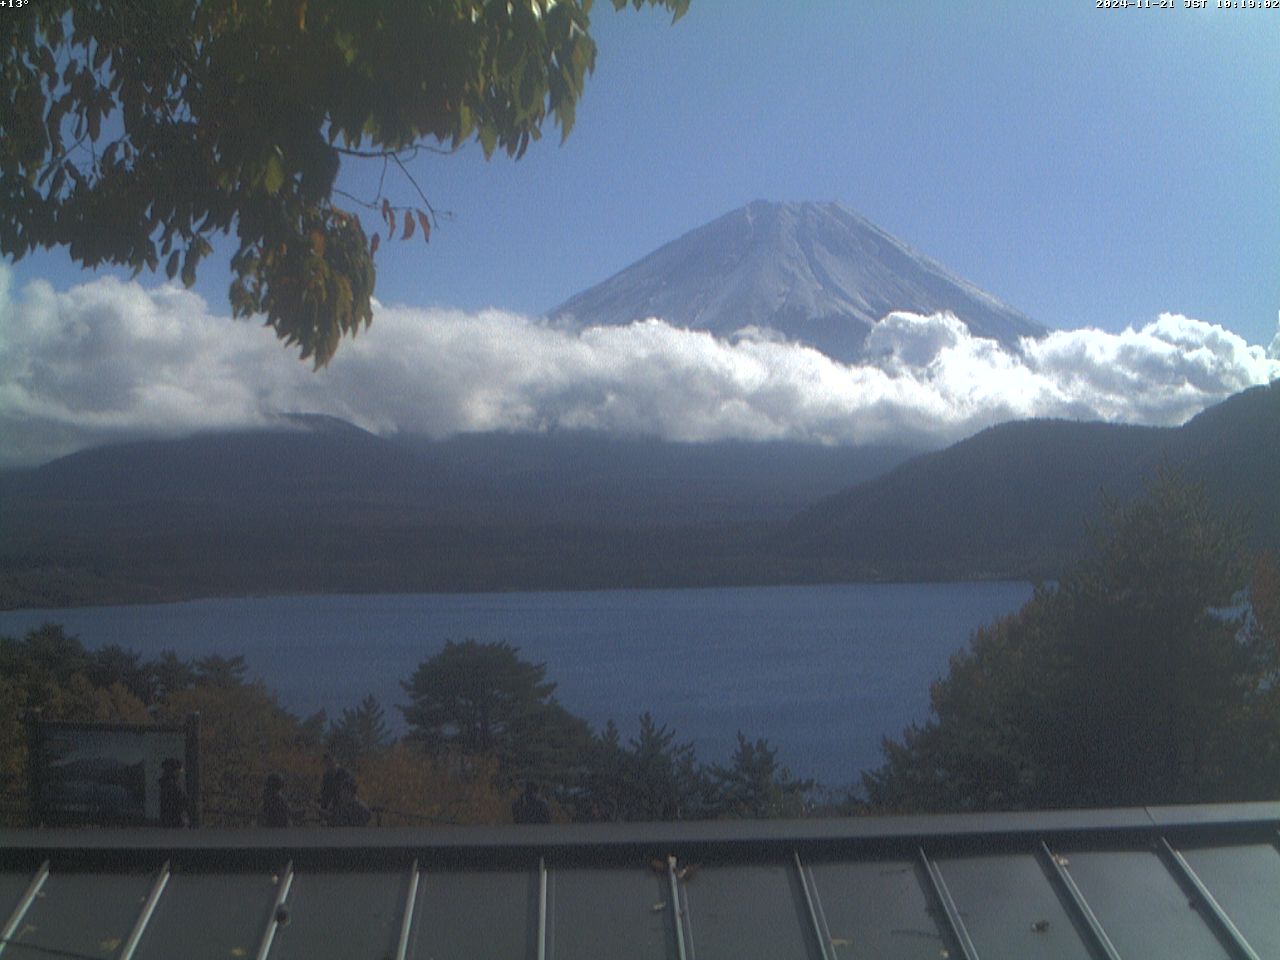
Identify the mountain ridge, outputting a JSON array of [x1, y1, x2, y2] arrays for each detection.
[[785, 382, 1280, 579], [0, 427, 917, 607], [2, 390, 1274, 609]]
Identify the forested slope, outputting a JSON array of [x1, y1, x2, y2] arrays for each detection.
[[786, 382, 1280, 580]]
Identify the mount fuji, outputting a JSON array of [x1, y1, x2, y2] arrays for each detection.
[[549, 200, 1045, 361]]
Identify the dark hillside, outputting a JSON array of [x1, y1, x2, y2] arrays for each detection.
[[784, 420, 1167, 580], [786, 382, 1280, 580], [408, 431, 914, 525], [4, 420, 426, 507], [0, 425, 915, 607], [3, 385, 1273, 608], [1153, 381, 1280, 546]]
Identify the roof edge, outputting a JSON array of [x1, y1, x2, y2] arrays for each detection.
[[4, 802, 1278, 863]]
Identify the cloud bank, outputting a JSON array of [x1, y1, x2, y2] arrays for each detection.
[[1, 267, 1277, 468]]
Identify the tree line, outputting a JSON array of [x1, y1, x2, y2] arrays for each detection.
[[0, 630, 811, 827], [865, 471, 1280, 811]]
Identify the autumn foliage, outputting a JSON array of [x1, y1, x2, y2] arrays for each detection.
[[0, 628, 808, 827]]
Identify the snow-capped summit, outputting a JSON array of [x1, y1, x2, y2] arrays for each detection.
[[548, 200, 1044, 361]]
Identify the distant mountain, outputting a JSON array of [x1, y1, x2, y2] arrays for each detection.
[[549, 201, 1045, 360], [1, 422, 912, 524], [0, 423, 915, 608], [1, 416, 424, 509], [396, 431, 915, 525], [3, 385, 1273, 609], [784, 383, 1280, 580]]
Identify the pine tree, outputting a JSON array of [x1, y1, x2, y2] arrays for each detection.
[[710, 733, 812, 818], [327, 694, 393, 764], [400, 640, 589, 787]]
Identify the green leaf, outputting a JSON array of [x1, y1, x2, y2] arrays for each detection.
[[181, 241, 206, 288], [263, 152, 286, 195], [0, 0, 693, 367]]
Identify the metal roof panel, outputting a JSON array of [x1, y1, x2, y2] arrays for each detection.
[[1057, 848, 1234, 960], [681, 861, 820, 960], [1179, 842, 1280, 958], [931, 852, 1093, 960], [548, 866, 678, 960], [2, 869, 156, 960], [806, 857, 951, 960], [405, 868, 538, 960], [2, 804, 1278, 960], [269, 869, 409, 960]]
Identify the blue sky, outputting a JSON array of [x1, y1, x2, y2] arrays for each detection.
[[7, 0, 1279, 346], [4, 1, 1279, 467]]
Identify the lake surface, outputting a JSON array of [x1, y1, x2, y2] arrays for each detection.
[[0, 583, 1033, 786]]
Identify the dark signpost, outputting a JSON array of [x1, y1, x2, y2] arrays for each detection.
[[25, 713, 200, 827]]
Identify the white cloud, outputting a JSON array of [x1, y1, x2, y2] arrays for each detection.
[[1, 266, 1277, 468]]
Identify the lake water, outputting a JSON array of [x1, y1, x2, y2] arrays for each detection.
[[0, 583, 1033, 787]]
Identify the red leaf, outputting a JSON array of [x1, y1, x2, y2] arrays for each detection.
[[417, 211, 431, 244], [370, 233, 379, 255]]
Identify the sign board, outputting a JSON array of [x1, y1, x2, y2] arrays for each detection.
[[26, 714, 200, 827]]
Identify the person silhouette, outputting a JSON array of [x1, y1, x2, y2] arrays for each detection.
[[318, 752, 351, 824], [260, 772, 291, 827], [158, 757, 189, 827], [511, 781, 551, 824], [332, 773, 372, 827]]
